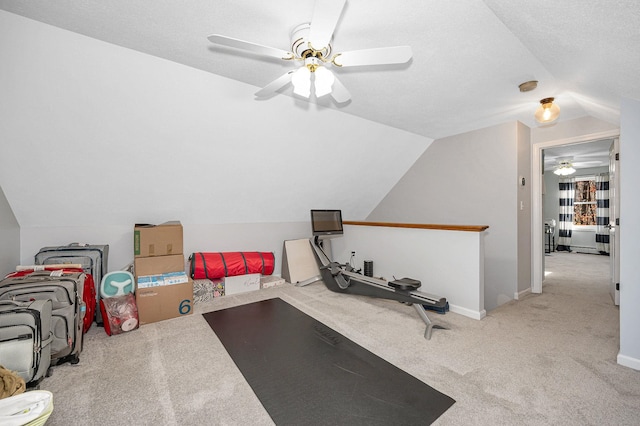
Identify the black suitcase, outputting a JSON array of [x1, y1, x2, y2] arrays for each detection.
[[0, 299, 53, 386], [0, 271, 85, 365], [34, 243, 109, 324]]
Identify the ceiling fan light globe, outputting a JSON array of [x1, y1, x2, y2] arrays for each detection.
[[554, 167, 576, 176], [553, 160, 576, 175], [291, 67, 311, 98], [314, 67, 335, 97]]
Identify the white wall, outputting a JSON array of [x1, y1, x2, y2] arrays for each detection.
[[618, 97, 640, 370], [367, 122, 523, 311], [0, 185, 20, 277], [516, 122, 532, 297]]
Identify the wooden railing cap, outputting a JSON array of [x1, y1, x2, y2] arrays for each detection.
[[343, 221, 489, 232]]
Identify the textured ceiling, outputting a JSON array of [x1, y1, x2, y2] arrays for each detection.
[[1, 0, 638, 141]]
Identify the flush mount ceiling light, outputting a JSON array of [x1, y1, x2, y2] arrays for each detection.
[[518, 80, 538, 92], [553, 160, 576, 176], [535, 97, 561, 123], [207, 0, 413, 104]]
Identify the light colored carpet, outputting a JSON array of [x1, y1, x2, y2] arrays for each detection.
[[39, 252, 640, 425]]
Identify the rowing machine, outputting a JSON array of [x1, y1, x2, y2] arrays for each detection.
[[308, 237, 447, 340]]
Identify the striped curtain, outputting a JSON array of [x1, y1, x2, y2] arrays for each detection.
[[557, 178, 574, 252], [595, 173, 610, 254]]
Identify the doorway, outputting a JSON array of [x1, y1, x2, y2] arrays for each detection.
[[541, 139, 613, 300], [531, 130, 619, 295]]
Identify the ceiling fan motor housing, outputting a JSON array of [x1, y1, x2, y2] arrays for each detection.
[[290, 22, 332, 61]]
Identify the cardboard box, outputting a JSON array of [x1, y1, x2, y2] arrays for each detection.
[[136, 279, 193, 325], [224, 273, 260, 295], [134, 221, 183, 257], [134, 254, 185, 278], [261, 275, 286, 289]]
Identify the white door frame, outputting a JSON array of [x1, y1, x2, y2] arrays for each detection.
[[609, 138, 621, 305], [531, 129, 620, 293]]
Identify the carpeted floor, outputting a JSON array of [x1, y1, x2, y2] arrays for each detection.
[[38, 251, 640, 425]]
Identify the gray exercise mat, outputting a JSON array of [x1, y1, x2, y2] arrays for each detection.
[[203, 298, 455, 425]]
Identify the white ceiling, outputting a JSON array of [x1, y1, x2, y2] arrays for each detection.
[[1, 0, 638, 141]]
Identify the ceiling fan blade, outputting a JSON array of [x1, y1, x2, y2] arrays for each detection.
[[308, 0, 346, 50], [330, 74, 351, 104], [573, 160, 605, 167], [254, 71, 295, 98], [208, 34, 293, 60], [332, 46, 413, 67]]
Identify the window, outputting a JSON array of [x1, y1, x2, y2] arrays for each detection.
[[573, 178, 597, 226]]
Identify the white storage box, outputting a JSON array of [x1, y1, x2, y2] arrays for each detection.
[[224, 273, 260, 295], [261, 275, 286, 289]]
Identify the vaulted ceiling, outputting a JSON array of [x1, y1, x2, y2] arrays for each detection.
[[1, 0, 638, 140]]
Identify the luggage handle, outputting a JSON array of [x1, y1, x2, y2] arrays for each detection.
[[15, 271, 66, 278], [51, 242, 90, 249], [17, 264, 84, 271], [10, 271, 84, 281], [41, 331, 54, 347]]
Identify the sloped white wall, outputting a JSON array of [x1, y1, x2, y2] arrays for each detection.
[[367, 122, 522, 311], [0, 12, 432, 269]]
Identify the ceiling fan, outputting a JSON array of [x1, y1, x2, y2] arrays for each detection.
[[548, 156, 605, 175], [207, 0, 412, 104], [547, 154, 605, 167]]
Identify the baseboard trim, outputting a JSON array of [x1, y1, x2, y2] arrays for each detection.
[[617, 353, 640, 371], [449, 304, 486, 320], [514, 287, 532, 300]]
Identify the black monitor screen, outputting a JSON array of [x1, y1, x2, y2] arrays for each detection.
[[311, 210, 343, 236]]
